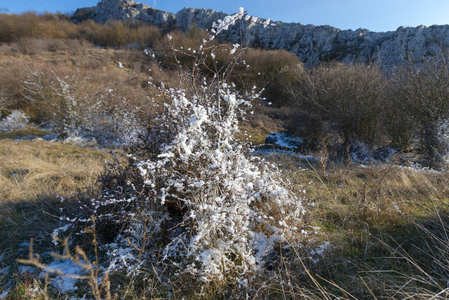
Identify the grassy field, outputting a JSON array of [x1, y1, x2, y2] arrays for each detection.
[[0, 138, 111, 202], [0, 138, 115, 298], [273, 153, 449, 299], [1, 139, 449, 298], [1, 12, 449, 299]]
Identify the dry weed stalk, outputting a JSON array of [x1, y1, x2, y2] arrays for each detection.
[[17, 216, 117, 300]]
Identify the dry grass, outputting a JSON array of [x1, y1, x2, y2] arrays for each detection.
[[0, 42, 160, 128], [239, 105, 286, 144], [2, 129, 449, 298], [2, 12, 449, 298], [263, 152, 449, 298], [0, 139, 111, 203], [0, 139, 114, 297], [0, 13, 161, 47]]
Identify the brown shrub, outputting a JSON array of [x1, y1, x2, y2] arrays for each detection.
[[0, 58, 34, 117], [0, 12, 79, 43], [285, 62, 387, 147], [78, 19, 162, 48], [392, 56, 449, 162], [0, 13, 162, 49], [222, 48, 303, 106], [0, 44, 159, 132], [155, 26, 214, 70]]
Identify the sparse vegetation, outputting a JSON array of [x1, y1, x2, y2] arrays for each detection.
[[284, 62, 387, 149], [0, 12, 162, 48], [284, 56, 449, 166], [0, 139, 114, 298], [2, 9, 449, 300]]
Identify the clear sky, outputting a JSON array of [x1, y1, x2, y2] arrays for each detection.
[[2, 0, 449, 32]]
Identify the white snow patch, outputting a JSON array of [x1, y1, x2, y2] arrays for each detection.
[[0, 110, 29, 131], [52, 224, 72, 245], [265, 132, 303, 150], [41, 259, 85, 293], [0, 266, 10, 275], [0, 266, 10, 298], [18, 265, 36, 274], [251, 148, 320, 163], [251, 232, 279, 264], [310, 241, 329, 256], [310, 241, 330, 264], [63, 135, 97, 147], [0, 288, 10, 299]]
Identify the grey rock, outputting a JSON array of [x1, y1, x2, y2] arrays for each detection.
[[75, 0, 449, 67], [74, 0, 176, 29], [71, 6, 96, 23], [175, 7, 227, 31]]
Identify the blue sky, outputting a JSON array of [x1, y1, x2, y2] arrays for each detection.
[[2, 0, 449, 32]]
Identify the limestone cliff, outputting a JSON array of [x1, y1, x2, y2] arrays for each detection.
[[73, 0, 449, 66], [73, 0, 176, 30]]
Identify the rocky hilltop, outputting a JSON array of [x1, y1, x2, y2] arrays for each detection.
[[73, 0, 449, 66]]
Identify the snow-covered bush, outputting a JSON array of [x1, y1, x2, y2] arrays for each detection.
[[436, 119, 449, 164], [84, 7, 306, 287], [20, 8, 307, 297], [23, 68, 142, 146], [90, 88, 305, 287], [0, 110, 29, 131]]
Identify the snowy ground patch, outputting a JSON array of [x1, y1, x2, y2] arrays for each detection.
[[63, 135, 98, 147], [348, 142, 397, 164], [0, 110, 29, 131], [0, 265, 10, 296], [0, 288, 10, 299], [261, 133, 399, 166], [251, 147, 320, 164], [41, 259, 86, 293], [309, 241, 330, 264], [265, 132, 303, 150]]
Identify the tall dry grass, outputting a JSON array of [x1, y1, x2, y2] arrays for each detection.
[[0, 139, 114, 297], [0, 12, 162, 48], [0, 139, 111, 202], [261, 152, 449, 298], [0, 43, 160, 129]]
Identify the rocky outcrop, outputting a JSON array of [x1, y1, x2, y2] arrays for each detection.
[[73, 0, 176, 30], [72, 6, 96, 22], [175, 8, 227, 32], [220, 21, 449, 67], [73, 0, 449, 67]]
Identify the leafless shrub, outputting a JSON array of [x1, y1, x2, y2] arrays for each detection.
[[285, 62, 388, 150], [393, 55, 449, 165], [233, 49, 304, 106], [22, 64, 144, 145]]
